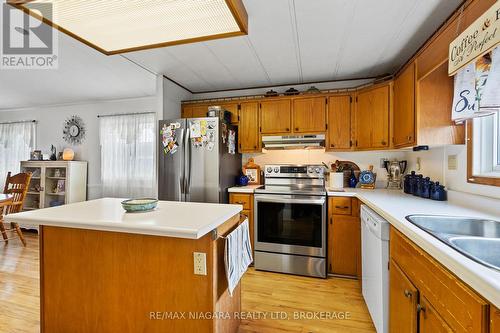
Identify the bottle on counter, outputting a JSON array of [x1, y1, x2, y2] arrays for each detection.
[[349, 170, 358, 188]]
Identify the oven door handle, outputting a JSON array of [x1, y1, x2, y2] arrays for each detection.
[[255, 195, 325, 205]]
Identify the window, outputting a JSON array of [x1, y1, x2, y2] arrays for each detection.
[[99, 113, 156, 198], [468, 114, 500, 186], [0, 121, 36, 187]]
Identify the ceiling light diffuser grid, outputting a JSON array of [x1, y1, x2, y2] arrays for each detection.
[[11, 0, 247, 55]]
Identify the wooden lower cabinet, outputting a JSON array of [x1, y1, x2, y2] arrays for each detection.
[[390, 227, 490, 333], [492, 306, 500, 333], [229, 193, 254, 257], [389, 259, 418, 333], [419, 296, 453, 333], [327, 197, 360, 277]]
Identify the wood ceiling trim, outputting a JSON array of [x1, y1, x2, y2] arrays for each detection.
[[189, 75, 387, 95], [7, 0, 249, 56]]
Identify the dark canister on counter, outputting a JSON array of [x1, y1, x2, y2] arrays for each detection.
[[431, 182, 447, 201], [403, 171, 414, 194], [412, 174, 423, 196], [419, 177, 431, 199]]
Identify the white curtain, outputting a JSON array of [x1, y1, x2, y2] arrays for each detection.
[[99, 113, 156, 198], [0, 121, 36, 187]]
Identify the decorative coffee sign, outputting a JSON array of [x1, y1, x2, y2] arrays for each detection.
[[448, 2, 500, 76]]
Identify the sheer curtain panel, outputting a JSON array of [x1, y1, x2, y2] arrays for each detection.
[[99, 113, 156, 198], [0, 121, 36, 187]]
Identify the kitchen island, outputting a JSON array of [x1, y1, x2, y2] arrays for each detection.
[[5, 198, 243, 333]]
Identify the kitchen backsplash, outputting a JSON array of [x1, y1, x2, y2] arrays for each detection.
[[243, 149, 407, 185]]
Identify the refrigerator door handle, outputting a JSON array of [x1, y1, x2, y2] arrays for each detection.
[[179, 128, 185, 199], [184, 127, 191, 198]]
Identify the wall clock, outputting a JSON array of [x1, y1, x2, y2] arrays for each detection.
[[63, 115, 86, 145]]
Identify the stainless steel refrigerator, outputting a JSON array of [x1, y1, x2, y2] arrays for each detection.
[[158, 117, 241, 203]]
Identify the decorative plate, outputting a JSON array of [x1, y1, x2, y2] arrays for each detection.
[[121, 198, 158, 213], [63, 115, 86, 145], [359, 165, 376, 185], [359, 171, 375, 184]]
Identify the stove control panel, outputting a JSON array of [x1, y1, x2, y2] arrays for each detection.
[[264, 164, 325, 178]]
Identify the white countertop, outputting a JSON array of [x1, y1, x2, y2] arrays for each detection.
[[330, 188, 500, 308], [228, 185, 262, 193], [5, 198, 242, 239]]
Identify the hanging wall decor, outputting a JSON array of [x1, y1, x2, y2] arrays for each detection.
[[63, 115, 86, 145]]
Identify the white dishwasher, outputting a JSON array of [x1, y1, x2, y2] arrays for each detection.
[[361, 204, 390, 333]]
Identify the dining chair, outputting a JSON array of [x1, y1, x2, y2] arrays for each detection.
[[1, 172, 32, 246]]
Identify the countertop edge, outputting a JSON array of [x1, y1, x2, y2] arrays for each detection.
[[6, 207, 243, 240]]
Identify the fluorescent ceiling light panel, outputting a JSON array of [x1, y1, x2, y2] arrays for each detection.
[[10, 0, 248, 55]]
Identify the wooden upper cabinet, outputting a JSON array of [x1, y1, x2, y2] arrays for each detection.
[[393, 63, 416, 148], [259, 99, 291, 134], [239, 102, 260, 153], [416, 61, 465, 145], [355, 84, 390, 149], [327, 95, 352, 150], [370, 85, 390, 148], [220, 102, 239, 124], [389, 259, 418, 333], [181, 105, 193, 118], [419, 296, 453, 333], [355, 90, 372, 149], [191, 105, 209, 118], [292, 97, 326, 133]]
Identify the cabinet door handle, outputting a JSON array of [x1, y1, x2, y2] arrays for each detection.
[[417, 304, 425, 313], [235, 201, 245, 205], [404, 290, 412, 298], [330, 144, 335, 148], [335, 205, 349, 209], [286, 128, 290, 131], [329, 217, 332, 225], [381, 140, 387, 145], [295, 127, 299, 131]]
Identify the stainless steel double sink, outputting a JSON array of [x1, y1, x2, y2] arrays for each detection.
[[405, 215, 500, 271]]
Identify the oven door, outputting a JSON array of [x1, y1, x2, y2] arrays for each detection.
[[254, 194, 326, 257]]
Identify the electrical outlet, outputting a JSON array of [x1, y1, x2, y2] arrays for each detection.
[[416, 157, 421, 171], [193, 252, 207, 275], [448, 155, 457, 170]]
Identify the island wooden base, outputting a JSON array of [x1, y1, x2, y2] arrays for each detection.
[[39, 214, 241, 333]]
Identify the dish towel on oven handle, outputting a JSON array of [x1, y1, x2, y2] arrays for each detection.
[[224, 218, 253, 296]]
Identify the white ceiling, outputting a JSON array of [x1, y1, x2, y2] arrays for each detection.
[[0, 31, 157, 110], [0, 0, 461, 110], [127, 0, 462, 93]]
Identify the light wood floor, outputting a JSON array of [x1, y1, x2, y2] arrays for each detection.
[[1, 233, 375, 333]]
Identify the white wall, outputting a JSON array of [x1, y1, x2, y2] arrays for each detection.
[[0, 96, 159, 199], [163, 78, 192, 119]]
